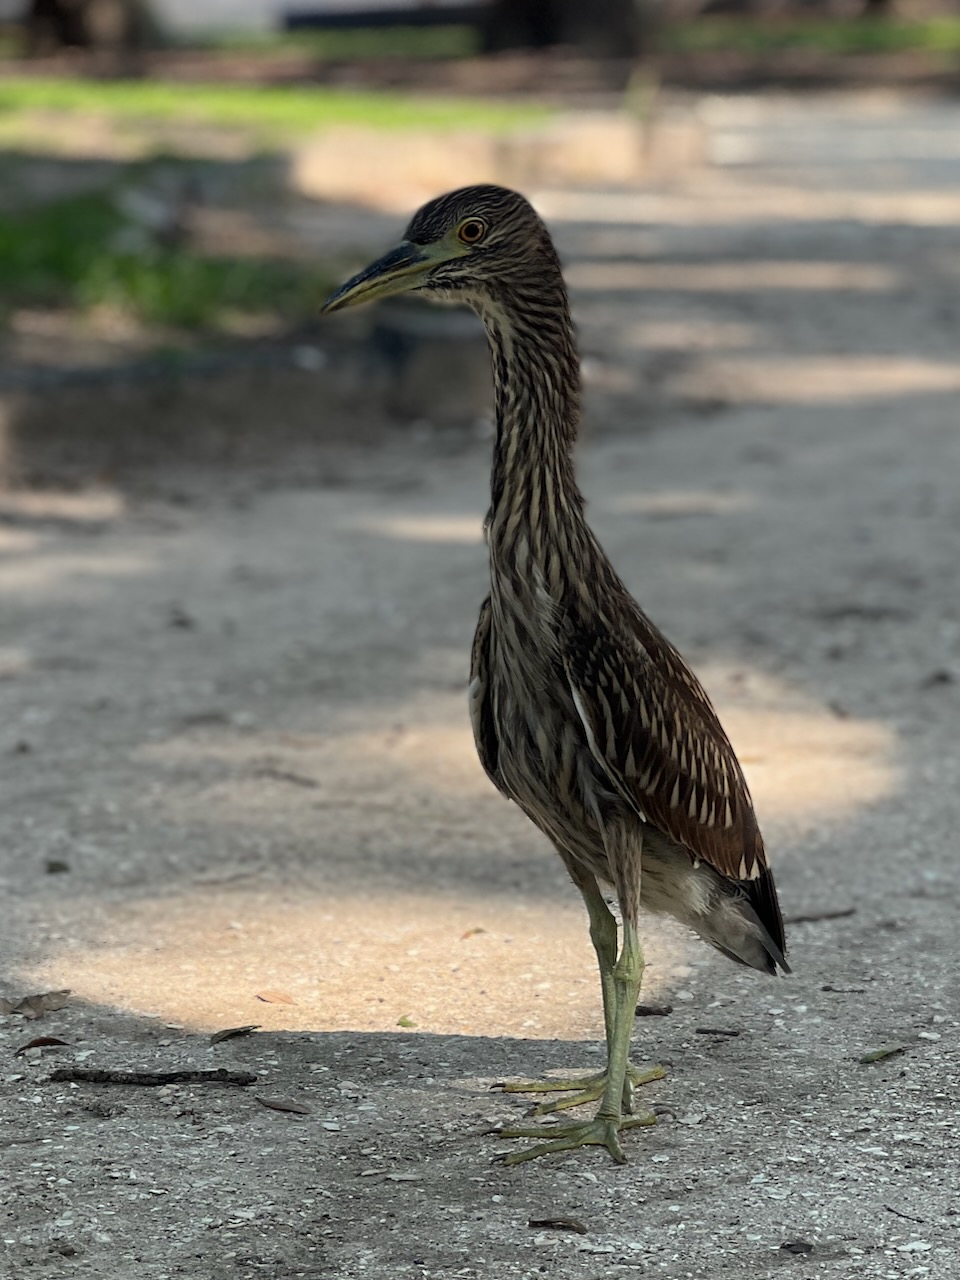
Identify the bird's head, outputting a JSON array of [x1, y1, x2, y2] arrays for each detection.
[[321, 185, 556, 315]]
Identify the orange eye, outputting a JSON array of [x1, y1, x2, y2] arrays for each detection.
[[458, 218, 487, 245]]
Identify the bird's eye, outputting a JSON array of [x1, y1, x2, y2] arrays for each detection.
[[457, 218, 487, 245]]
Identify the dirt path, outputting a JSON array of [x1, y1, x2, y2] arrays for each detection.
[[2, 94, 960, 1279]]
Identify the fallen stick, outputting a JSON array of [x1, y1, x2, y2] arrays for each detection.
[[784, 907, 856, 925], [49, 1067, 257, 1087]]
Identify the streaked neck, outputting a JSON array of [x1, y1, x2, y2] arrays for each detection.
[[477, 286, 584, 544]]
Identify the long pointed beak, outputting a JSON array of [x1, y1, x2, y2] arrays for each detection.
[[321, 241, 432, 314]]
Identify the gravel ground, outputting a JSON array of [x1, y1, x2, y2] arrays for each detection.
[[2, 93, 960, 1279]]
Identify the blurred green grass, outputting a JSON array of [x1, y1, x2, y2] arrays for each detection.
[[0, 78, 548, 150], [206, 24, 480, 61], [663, 16, 960, 56], [0, 191, 333, 331], [0, 66, 545, 337]]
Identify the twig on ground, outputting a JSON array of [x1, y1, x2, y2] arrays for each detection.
[[886, 1204, 925, 1224], [49, 1067, 257, 1087], [528, 1217, 589, 1235], [785, 907, 856, 925]]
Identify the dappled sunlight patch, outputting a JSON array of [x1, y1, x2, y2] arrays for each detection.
[[618, 318, 762, 352], [138, 715, 493, 810], [21, 887, 689, 1040], [0, 527, 43, 555], [135, 666, 897, 866], [687, 665, 900, 837], [0, 488, 127, 561], [0, 485, 126, 524], [0, 484, 140, 600], [0, 550, 157, 598], [346, 513, 484, 544], [604, 488, 757, 519], [16, 675, 897, 1039], [538, 184, 960, 229], [565, 260, 898, 294], [0, 646, 32, 677], [670, 355, 960, 406], [724, 707, 896, 834]]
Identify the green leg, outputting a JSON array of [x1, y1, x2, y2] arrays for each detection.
[[499, 878, 663, 1115], [499, 918, 652, 1164], [583, 873, 619, 1056]]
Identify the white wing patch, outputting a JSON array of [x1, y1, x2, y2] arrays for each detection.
[[570, 685, 601, 762]]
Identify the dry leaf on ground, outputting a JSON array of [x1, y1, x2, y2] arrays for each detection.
[[15, 1036, 71, 1056], [256, 1096, 311, 1116], [210, 1025, 260, 1045]]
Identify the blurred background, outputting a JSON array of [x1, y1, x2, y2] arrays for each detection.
[[2, 3, 960, 1274], [4, 0, 960, 467], [4, 0, 960, 463]]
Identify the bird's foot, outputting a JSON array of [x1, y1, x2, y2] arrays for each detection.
[[496, 1110, 656, 1165], [497, 1062, 665, 1115]]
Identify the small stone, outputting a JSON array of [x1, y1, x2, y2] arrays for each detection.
[[677, 1111, 707, 1126]]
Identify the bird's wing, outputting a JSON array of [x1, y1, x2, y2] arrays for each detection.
[[562, 615, 767, 883], [469, 596, 508, 795]]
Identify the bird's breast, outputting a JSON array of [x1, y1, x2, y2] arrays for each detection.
[[485, 574, 609, 851]]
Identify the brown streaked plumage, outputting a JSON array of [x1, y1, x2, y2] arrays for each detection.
[[322, 184, 788, 1165]]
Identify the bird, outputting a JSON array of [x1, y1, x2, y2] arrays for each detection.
[[322, 185, 788, 1164]]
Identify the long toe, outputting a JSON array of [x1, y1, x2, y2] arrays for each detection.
[[497, 1111, 656, 1165], [499, 1062, 665, 1114], [497, 1072, 603, 1096]]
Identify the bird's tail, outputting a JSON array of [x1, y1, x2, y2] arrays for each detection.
[[640, 837, 789, 976]]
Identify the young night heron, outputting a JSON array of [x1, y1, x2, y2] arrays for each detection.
[[322, 186, 788, 1164]]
